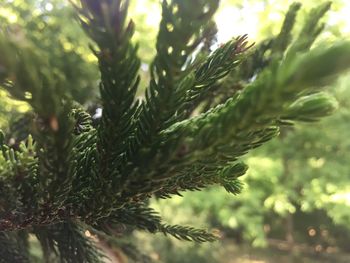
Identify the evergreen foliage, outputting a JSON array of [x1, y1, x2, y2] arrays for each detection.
[[0, 0, 349, 262]]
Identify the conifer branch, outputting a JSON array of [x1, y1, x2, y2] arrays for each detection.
[[271, 2, 301, 54], [287, 1, 332, 55], [160, 224, 218, 242], [161, 42, 350, 153], [34, 221, 105, 263], [77, 0, 141, 172], [0, 2, 349, 261], [129, 0, 220, 159], [185, 35, 253, 114], [0, 232, 30, 263]]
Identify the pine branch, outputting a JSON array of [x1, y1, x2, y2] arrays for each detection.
[[160, 224, 218, 243], [0, 232, 30, 263], [71, 107, 94, 135], [116, 37, 348, 199], [34, 221, 105, 263], [271, 2, 301, 54], [0, 34, 77, 225], [224, 1, 328, 88], [124, 43, 349, 198], [0, 135, 63, 232], [120, 37, 252, 199], [98, 204, 162, 233], [185, 35, 252, 114], [155, 162, 247, 198], [199, 1, 332, 115], [161, 42, 350, 153], [69, 0, 145, 220], [1, 2, 350, 260], [129, 0, 220, 159], [76, 0, 141, 171], [282, 92, 338, 122], [287, 1, 332, 55], [97, 204, 217, 243], [10, 135, 39, 211]]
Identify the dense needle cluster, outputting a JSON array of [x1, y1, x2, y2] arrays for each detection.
[[0, 0, 350, 262]]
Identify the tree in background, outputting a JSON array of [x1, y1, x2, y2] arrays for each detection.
[[0, 1, 350, 262], [0, 0, 98, 133]]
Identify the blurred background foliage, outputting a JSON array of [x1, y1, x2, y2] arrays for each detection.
[[1, 0, 350, 262]]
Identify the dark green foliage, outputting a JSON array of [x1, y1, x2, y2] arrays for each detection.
[[0, 0, 349, 262], [34, 222, 104, 263], [129, 0, 222, 161], [0, 232, 30, 263], [160, 225, 217, 242]]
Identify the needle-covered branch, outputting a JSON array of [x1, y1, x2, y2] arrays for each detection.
[[0, 1, 349, 262]]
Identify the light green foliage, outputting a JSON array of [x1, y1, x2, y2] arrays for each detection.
[[2, 0, 98, 101], [0, 0, 98, 129], [150, 1, 350, 253], [222, 0, 347, 38], [0, 0, 349, 262], [269, 78, 350, 225]]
